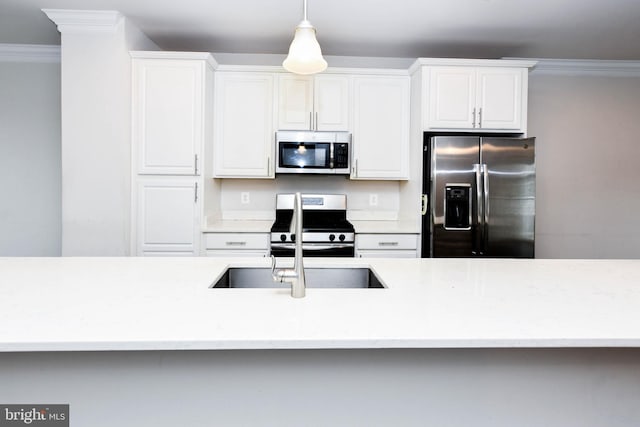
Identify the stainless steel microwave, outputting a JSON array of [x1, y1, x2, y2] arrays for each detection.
[[275, 131, 351, 175]]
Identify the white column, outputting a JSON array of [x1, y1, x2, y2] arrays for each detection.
[[43, 10, 158, 255]]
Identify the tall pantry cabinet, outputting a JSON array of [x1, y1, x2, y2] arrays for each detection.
[[130, 52, 217, 256]]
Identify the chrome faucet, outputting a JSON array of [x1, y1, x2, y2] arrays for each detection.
[[271, 192, 306, 298]]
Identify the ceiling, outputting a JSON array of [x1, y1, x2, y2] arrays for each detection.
[[1, 0, 640, 60]]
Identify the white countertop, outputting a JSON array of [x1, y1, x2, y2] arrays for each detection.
[[202, 219, 273, 233], [350, 220, 420, 234], [1, 257, 639, 352], [201, 219, 420, 234]]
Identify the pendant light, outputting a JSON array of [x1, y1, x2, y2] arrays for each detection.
[[282, 0, 328, 75]]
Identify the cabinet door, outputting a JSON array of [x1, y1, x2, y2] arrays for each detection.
[[133, 59, 202, 175], [278, 75, 313, 130], [426, 67, 476, 129], [214, 72, 275, 178], [314, 75, 350, 131], [135, 177, 200, 255], [476, 68, 523, 130], [352, 76, 410, 180]]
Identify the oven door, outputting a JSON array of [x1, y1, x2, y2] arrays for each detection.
[[271, 243, 355, 257]]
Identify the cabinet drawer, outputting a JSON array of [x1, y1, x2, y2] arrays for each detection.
[[356, 250, 417, 258], [356, 234, 418, 250], [206, 250, 269, 257], [204, 233, 268, 250]]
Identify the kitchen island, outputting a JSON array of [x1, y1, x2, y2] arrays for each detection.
[[1, 257, 639, 426]]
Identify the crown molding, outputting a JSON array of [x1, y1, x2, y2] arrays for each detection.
[[408, 57, 538, 74], [509, 58, 640, 77], [42, 9, 123, 35], [0, 44, 60, 63], [130, 51, 219, 70]]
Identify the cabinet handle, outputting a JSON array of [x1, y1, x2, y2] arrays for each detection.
[[472, 108, 477, 128], [309, 112, 313, 130], [478, 108, 483, 128], [378, 241, 399, 246], [194, 154, 198, 175], [353, 159, 358, 177], [225, 241, 247, 246], [194, 182, 198, 203], [267, 156, 271, 176], [315, 111, 318, 130]]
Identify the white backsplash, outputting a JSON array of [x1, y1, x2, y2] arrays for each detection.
[[219, 175, 400, 221]]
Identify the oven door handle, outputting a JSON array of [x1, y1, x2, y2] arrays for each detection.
[[271, 243, 355, 251]]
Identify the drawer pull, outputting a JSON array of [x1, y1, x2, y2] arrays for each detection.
[[378, 241, 399, 246], [225, 241, 247, 246]]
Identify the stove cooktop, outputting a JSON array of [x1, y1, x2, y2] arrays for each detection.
[[270, 211, 354, 233], [270, 194, 355, 244]]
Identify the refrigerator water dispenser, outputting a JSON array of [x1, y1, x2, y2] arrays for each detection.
[[444, 185, 471, 230]]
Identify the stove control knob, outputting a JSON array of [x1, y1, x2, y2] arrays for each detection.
[[339, 234, 346, 242], [291, 234, 296, 242], [329, 234, 336, 242], [280, 234, 287, 242]]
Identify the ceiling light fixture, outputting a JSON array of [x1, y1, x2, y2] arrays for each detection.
[[282, 0, 327, 75]]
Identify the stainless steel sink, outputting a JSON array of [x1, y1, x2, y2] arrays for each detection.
[[211, 267, 386, 289]]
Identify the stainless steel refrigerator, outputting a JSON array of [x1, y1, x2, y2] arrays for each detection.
[[422, 135, 535, 258]]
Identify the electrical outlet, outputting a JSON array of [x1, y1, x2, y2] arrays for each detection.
[[241, 192, 250, 204], [369, 194, 378, 206]]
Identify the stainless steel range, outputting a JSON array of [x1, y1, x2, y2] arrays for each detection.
[[270, 194, 355, 257]]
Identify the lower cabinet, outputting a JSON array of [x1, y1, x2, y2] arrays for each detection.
[[355, 234, 419, 258], [203, 233, 270, 257], [134, 177, 201, 256]]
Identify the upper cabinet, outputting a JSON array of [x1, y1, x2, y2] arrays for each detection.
[[351, 75, 410, 180], [132, 56, 210, 175], [213, 71, 275, 178], [418, 59, 536, 133], [278, 74, 350, 131]]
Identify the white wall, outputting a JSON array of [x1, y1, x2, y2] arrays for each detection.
[[528, 72, 640, 258], [218, 176, 401, 221], [2, 349, 639, 426], [49, 12, 158, 255], [0, 51, 61, 256]]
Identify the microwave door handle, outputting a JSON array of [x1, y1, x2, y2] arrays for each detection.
[[330, 143, 334, 169]]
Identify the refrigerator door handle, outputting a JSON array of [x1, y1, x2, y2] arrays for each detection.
[[473, 163, 484, 255], [482, 163, 490, 252]]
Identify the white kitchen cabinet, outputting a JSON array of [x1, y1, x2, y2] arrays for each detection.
[[351, 75, 410, 180], [213, 72, 275, 178], [203, 232, 269, 257], [425, 66, 527, 131], [278, 74, 350, 131], [135, 177, 201, 255], [130, 52, 215, 256], [355, 234, 418, 258], [132, 56, 208, 175]]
